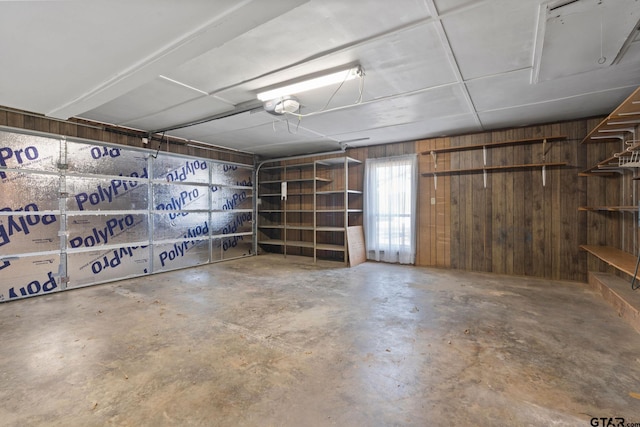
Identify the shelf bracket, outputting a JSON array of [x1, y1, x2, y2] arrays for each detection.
[[482, 146, 487, 188], [542, 138, 554, 157], [542, 164, 546, 187], [431, 150, 438, 190]]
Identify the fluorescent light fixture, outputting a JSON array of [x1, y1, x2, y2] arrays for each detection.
[[257, 66, 362, 101]]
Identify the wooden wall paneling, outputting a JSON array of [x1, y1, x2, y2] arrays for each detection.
[[530, 130, 547, 277], [506, 129, 518, 276], [490, 131, 507, 274], [418, 139, 434, 266], [561, 122, 585, 281], [436, 138, 450, 267], [542, 130, 555, 279], [520, 128, 534, 276], [367, 144, 386, 159], [0, 109, 7, 126], [417, 137, 449, 267], [449, 136, 462, 268], [470, 134, 488, 272], [7, 111, 24, 128], [460, 135, 473, 270], [512, 128, 527, 277], [443, 143, 451, 268], [573, 121, 589, 280], [448, 137, 461, 269], [429, 139, 438, 266]]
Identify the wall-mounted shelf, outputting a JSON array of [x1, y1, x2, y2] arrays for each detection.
[[421, 162, 567, 176], [420, 135, 567, 155], [580, 245, 640, 280], [581, 86, 640, 144], [420, 135, 568, 188], [579, 153, 627, 176], [578, 206, 638, 212]]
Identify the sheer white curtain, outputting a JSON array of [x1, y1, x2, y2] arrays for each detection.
[[364, 154, 417, 264]]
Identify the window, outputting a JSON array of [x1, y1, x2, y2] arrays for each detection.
[[363, 154, 417, 264]]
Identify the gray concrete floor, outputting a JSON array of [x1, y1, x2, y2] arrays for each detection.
[[1, 254, 640, 426]]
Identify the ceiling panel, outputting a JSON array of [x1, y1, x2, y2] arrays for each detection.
[[164, 0, 433, 96], [467, 62, 640, 112], [81, 77, 206, 125], [294, 84, 473, 136], [121, 96, 236, 131], [478, 87, 635, 129], [332, 113, 482, 146], [213, 21, 458, 105], [441, 0, 539, 80], [251, 139, 341, 158], [167, 110, 277, 141]]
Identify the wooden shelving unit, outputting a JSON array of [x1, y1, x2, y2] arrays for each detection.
[[581, 86, 640, 144], [580, 86, 640, 284], [257, 156, 362, 264], [420, 135, 568, 188], [314, 157, 363, 264]]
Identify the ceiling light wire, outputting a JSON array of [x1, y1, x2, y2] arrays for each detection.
[[283, 70, 366, 119]]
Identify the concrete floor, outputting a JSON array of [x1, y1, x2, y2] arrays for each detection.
[[1, 255, 640, 426]]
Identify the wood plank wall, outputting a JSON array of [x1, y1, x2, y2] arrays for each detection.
[[417, 138, 451, 267], [416, 119, 598, 283], [0, 108, 254, 164]]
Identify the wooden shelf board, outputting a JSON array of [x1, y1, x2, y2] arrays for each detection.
[[258, 239, 314, 249], [582, 87, 640, 144], [420, 135, 567, 155], [578, 206, 638, 212], [580, 153, 631, 175], [285, 240, 315, 248], [578, 171, 619, 177], [285, 162, 314, 169], [259, 225, 314, 230], [316, 157, 362, 166], [580, 245, 640, 279], [316, 243, 346, 251], [316, 226, 345, 232], [261, 177, 331, 183], [259, 239, 285, 246], [421, 162, 567, 176], [316, 189, 363, 195]]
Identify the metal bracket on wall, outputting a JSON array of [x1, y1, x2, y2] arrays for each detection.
[[431, 151, 438, 190], [482, 145, 487, 188]]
